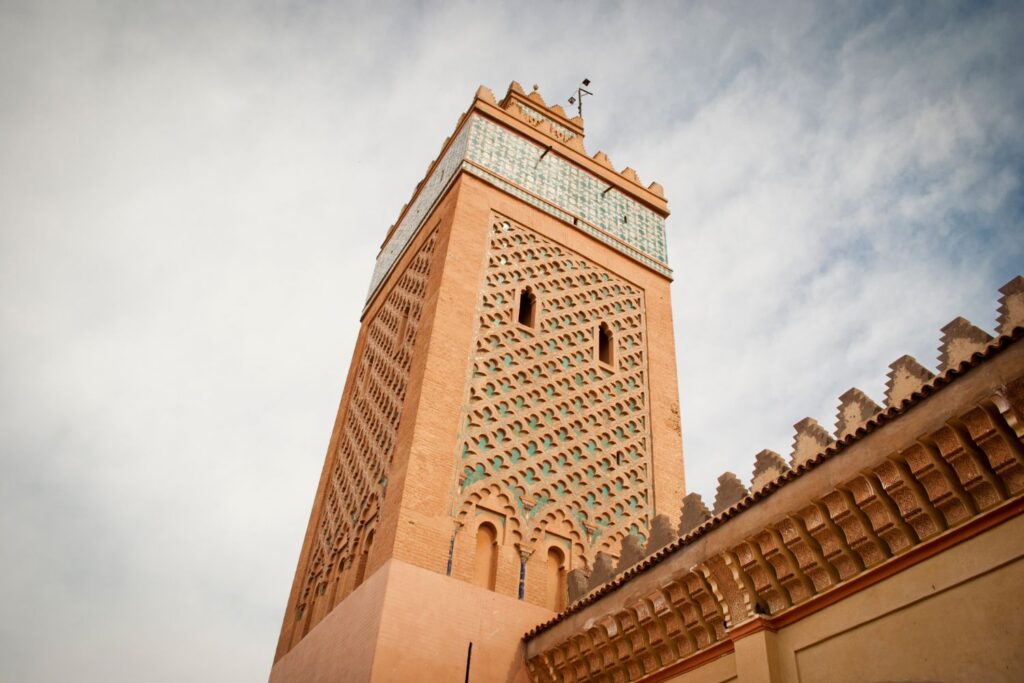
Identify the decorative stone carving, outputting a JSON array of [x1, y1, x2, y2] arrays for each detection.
[[679, 492, 711, 535], [997, 275, 1024, 336], [526, 382, 1024, 683], [474, 85, 497, 104], [791, 417, 833, 467], [645, 514, 676, 555], [835, 388, 882, 439], [453, 215, 656, 572], [592, 150, 614, 170], [620, 167, 642, 185], [615, 535, 645, 574], [566, 568, 590, 604], [712, 472, 748, 515], [938, 316, 993, 372], [885, 354, 935, 408], [751, 449, 789, 492], [587, 552, 617, 591], [295, 230, 440, 634]]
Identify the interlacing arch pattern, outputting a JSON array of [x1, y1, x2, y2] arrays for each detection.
[[454, 215, 654, 568], [293, 229, 438, 634]]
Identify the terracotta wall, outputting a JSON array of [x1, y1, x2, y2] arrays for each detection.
[[269, 558, 553, 682], [664, 511, 1024, 682], [387, 173, 685, 600], [275, 100, 687, 664]]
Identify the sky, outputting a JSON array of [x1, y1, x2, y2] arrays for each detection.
[[1, 1, 1022, 680]]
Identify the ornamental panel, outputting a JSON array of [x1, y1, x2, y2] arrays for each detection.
[[452, 214, 655, 568], [295, 229, 438, 634]]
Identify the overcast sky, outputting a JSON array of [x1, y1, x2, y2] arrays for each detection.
[[1, 1, 1022, 681]]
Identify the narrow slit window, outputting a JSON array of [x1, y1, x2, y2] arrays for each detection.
[[474, 522, 499, 591], [517, 287, 536, 328], [598, 324, 614, 366], [545, 546, 567, 611], [353, 530, 374, 589]]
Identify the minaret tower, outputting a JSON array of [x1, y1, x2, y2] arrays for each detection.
[[270, 82, 685, 682]]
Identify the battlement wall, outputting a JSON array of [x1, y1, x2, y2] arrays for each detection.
[[523, 276, 1024, 682]]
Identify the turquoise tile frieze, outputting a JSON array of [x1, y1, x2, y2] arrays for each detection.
[[366, 114, 670, 305], [465, 117, 667, 266], [366, 123, 470, 301], [461, 162, 671, 276]]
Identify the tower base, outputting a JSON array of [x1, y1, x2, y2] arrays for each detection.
[[269, 559, 553, 682]]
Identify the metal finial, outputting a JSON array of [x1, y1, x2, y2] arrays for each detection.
[[567, 78, 593, 118]]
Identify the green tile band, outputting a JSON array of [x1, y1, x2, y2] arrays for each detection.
[[367, 114, 670, 305]]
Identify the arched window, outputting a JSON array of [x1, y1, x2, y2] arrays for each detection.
[[353, 530, 374, 589], [328, 557, 346, 607], [517, 287, 537, 328], [598, 323, 614, 366], [545, 546, 567, 611], [474, 522, 499, 591]]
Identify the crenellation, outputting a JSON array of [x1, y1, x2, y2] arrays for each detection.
[[791, 417, 834, 467], [645, 514, 676, 556], [998, 275, 1024, 336], [527, 359, 1024, 679], [620, 167, 642, 185], [526, 84, 548, 107], [588, 551, 618, 592], [615, 535, 646, 574], [567, 568, 590, 604], [751, 448, 789, 492], [938, 316, 993, 372], [679, 492, 711, 535], [474, 84, 497, 104], [885, 354, 935, 408], [278, 76, 1024, 683], [592, 150, 615, 170], [835, 387, 882, 439], [712, 472, 748, 515]]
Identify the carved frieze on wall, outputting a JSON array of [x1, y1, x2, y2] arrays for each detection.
[[524, 374, 1024, 682], [291, 229, 439, 643], [451, 214, 655, 567]]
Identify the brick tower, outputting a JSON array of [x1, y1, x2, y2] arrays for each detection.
[[270, 82, 685, 682]]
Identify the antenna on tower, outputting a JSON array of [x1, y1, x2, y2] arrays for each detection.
[[567, 78, 592, 118]]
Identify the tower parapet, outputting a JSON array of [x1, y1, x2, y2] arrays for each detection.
[[366, 82, 672, 307]]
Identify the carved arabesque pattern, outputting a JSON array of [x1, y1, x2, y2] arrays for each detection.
[[293, 229, 438, 639], [525, 382, 1024, 682], [454, 215, 654, 568]]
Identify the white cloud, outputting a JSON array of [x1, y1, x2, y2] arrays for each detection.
[[1, 1, 1021, 680]]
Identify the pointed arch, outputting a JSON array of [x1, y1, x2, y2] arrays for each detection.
[[598, 323, 614, 366], [353, 529, 374, 589], [517, 286, 537, 328]]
